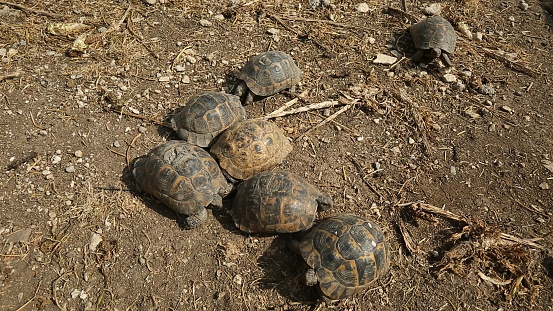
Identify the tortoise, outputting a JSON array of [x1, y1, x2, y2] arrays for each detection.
[[133, 140, 232, 229], [291, 214, 390, 300], [233, 50, 302, 105], [210, 119, 293, 181], [409, 16, 457, 67], [171, 92, 246, 147], [231, 171, 333, 234]]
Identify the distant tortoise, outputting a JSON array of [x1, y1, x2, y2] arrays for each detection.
[[133, 140, 232, 229], [171, 92, 246, 147], [231, 171, 333, 233], [291, 214, 390, 300], [409, 16, 457, 67], [233, 51, 302, 104], [210, 119, 293, 181]]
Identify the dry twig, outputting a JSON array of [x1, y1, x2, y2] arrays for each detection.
[[85, 6, 132, 44], [298, 101, 356, 139], [390, 90, 431, 154], [0, 1, 65, 19], [480, 46, 540, 77], [0, 71, 21, 82], [255, 100, 342, 120]]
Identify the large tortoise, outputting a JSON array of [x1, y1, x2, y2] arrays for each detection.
[[409, 16, 457, 67], [292, 214, 390, 300], [171, 92, 246, 147], [210, 119, 293, 181], [231, 171, 333, 233], [233, 51, 302, 104], [133, 140, 232, 229]]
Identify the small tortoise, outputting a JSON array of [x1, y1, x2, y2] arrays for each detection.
[[409, 16, 457, 67], [292, 214, 390, 300], [171, 92, 246, 147], [210, 119, 293, 181], [231, 171, 333, 234], [133, 140, 232, 229], [233, 51, 302, 105]]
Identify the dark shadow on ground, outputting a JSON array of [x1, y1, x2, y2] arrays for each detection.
[[255, 235, 319, 304], [541, 1, 553, 27]]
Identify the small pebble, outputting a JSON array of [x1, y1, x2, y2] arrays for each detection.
[[356, 2, 370, 13], [519, 1, 529, 10], [480, 84, 495, 95], [442, 74, 457, 83], [66, 165, 75, 173], [89, 233, 102, 251], [182, 75, 190, 84], [138, 126, 147, 133], [499, 105, 514, 114], [473, 32, 483, 41], [52, 155, 62, 164], [113, 141, 121, 148], [74, 150, 83, 158], [267, 28, 280, 35], [373, 54, 397, 65], [185, 55, 197, 64], [213, 14, 225, 20], [97, 26, 107, 33], [233, 274, 243, 285], [199, 19, 212, 27], [158, 76, 170, 82], [408, 137, 415, 144], [174, 65, 185, 72], [424, 3, 441, 16], [308, 0, 331, 8], [457, 22, 472, 39], [450, 166, 457, 176], [539, 182, 550, 190], [368, 37, 376, 44]]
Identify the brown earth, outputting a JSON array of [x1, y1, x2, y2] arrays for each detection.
[[1, 0, 552, 310]]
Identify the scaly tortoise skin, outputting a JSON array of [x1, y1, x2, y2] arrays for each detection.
[[409, 16, 457, 67], [231, 171, 333, 233], [210, 119, 293, 181], [171, 92, 246, 147], [233, 51, 302, 104], [297, 214, 390, 300], [133, 140, 232, 229]]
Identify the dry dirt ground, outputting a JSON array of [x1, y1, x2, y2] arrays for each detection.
[[1, 0, 553, 310]]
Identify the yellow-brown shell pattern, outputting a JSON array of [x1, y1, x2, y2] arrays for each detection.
[[133, 140, 231, 215], [299, 214, 390, 300], [210, 120, 293, 180], [238, 51, 302, 97]]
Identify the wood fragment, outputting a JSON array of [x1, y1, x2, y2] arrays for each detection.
[[348, 156, 384, 200], [0, 1, 65, 19], [85, 6, 132, 44], [403, 202, 544, 249], [390, 90, 431, 154], [480, 47, 540, 77], [477, 271, 512, 286], [255, 100, 343, 120], [107, 106, 171, 128], [0, 71, 21, 82], [126, 134, 141, 167], [298, 101, 356, 139], [397, 219, 418, 255], [385, 6, 419, 23]]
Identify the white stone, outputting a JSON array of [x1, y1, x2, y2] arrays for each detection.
[[356, 2, 369, 13], [373, 54, 397, 65], [199, 19, 212, 27], [89, 233, 102, 251], [442, 74, 457, 83]]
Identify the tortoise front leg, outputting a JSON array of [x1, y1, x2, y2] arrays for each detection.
[[182, 208, 208, 229], [244, 90, 255, 105], [232, 81, 247, 98], [440, 53, 453, 67], [411, 49, 426, 65]]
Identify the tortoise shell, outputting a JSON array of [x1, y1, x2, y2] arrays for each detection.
[[238, 51, 302, 97], [231, 171, 333, 233], [409, 16, 456, 54], [133, 140, 232, 218], [171, 92, 246, 147], [210, 119, 293, 180], [298, 214, 390, 300]]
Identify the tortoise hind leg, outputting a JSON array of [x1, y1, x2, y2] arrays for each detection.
[[182, 208, 208, 229], [440, 53, 453, 67], [244, 90, 255, 105], [232, 81, 247, 97]]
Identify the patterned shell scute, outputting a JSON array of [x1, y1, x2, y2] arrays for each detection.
[[171, 92, 246, 147], [132, 140, 231, 215], [299, 214, 390, 300], [231, 171, 331, 233], [238, 51, 302, 96], [409, 16, 456, 54], [210, 120, 293, 180]]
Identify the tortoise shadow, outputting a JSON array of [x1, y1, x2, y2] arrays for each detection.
[[255, 235, 319, 304], [541, 1, 553, 27]]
